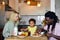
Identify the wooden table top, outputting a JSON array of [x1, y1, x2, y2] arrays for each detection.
[[5, 36, 48, 40]]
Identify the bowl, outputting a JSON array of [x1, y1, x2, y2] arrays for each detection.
[[18, 32, 23, 35]]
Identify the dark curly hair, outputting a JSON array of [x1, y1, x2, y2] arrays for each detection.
[[45, 11, 59, 31], [29, 18, 36, 24]]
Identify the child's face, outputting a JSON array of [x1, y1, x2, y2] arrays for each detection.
[[29, 21, 35, 27]]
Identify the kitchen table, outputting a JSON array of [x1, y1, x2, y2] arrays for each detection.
[[5, 36, 48, 40]]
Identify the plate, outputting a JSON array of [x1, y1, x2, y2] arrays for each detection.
[[31, 34, 42, 37], [17, 36, 26, 38]]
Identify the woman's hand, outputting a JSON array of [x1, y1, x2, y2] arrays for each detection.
[[47, 33, 60, 40], [46, 33, 56, 38], [46, 33, 53, 37]]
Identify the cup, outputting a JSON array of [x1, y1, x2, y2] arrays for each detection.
[[41, 32, 44, 35]]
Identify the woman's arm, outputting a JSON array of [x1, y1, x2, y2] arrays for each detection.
[[3, 23, 10, 37], [3, 21, 14, 37], [51, 34, 60, 40], [47, 33, 60, 40]]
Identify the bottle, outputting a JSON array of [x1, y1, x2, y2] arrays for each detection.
[[13, 26, 18, 36], [28, 32, 30, 36]]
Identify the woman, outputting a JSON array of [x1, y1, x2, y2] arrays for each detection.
[[3, 11, 20, 38], [44, 11, 60, 40]]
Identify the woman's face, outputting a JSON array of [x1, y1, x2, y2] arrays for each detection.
[[45, 17, 54, 24], [29, 21, 35, 27], [14, 14, 19, 21]]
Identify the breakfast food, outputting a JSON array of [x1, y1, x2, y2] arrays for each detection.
[[19, 32, 28, 36], [19, 34, 26, 36], [33, 33, 39, 36]]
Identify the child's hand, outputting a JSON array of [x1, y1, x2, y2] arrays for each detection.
[[20, 28, 28, 32], [24, 28, 28, 31], [20, 29, 24, 31]]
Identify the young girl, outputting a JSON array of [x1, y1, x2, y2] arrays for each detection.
[[27, 19, 38, 35], [21, 19, 38, 36]]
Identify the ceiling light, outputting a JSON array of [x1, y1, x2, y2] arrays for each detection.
[[2, 1, 5, 5], [37, 3, 41, 7], [27, 1, 30, 5]]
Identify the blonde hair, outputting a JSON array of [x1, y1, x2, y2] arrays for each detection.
[[9, 12, 19, 25]]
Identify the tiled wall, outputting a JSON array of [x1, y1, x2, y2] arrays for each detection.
[[19, 15, 45, 25]]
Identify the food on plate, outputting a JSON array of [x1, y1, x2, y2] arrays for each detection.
[[18, 32, 28, 36]]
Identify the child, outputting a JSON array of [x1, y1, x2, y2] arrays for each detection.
[[21, 18, 38, 36], [27, 19, 38, 35]]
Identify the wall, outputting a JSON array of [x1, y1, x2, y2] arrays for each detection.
[[9, 0, 19, 12], [9, 0, 60, 18], [9, 0, 50, 15], [0, 4, 5, 28], [0, 10, 5, 27], [50, 0, 55, 12], [7, 0, 50, 25], [19, 15, 45, 25], [19, 0, 50, 15], [55, 0, 60, 20]]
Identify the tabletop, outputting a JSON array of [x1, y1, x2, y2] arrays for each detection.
[[5, 36, 48, 40]]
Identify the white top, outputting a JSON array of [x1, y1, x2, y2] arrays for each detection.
[[13, 26, 18, 36], [44, 23, 60, 40]]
